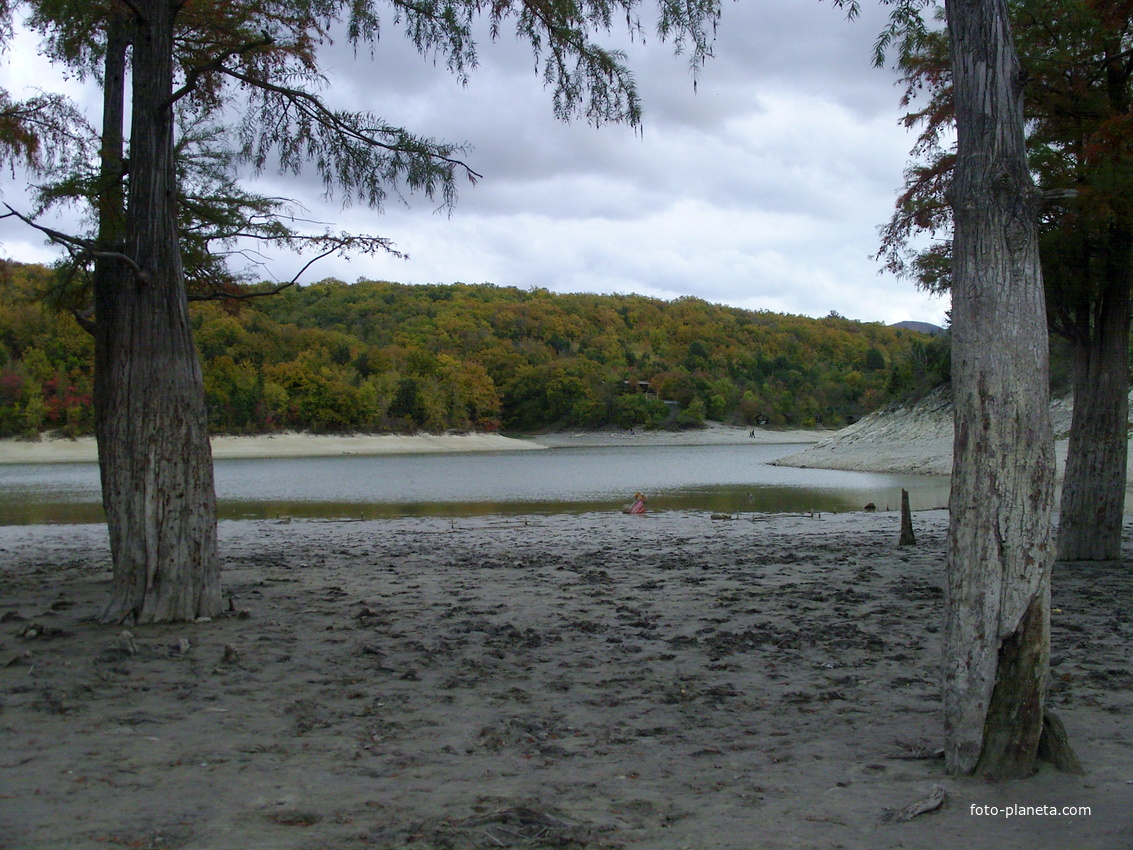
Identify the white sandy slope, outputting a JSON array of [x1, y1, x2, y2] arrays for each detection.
[[774, 386, 1122, 483]]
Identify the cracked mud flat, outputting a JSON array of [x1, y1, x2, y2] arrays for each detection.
[[1, 510, 1130, 849]]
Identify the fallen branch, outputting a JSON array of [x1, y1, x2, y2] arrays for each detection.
[[880, 783, 946, 823], [887, 738, 945, 760]]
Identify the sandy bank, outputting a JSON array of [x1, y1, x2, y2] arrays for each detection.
[[0, 423, 822, 464], [0, 431, 545, 464], [1, 510, 1128, 849], [774, 388, 957, 476], [774, 388, 1125, 483]]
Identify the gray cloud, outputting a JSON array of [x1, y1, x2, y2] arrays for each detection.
[[0, 0, 949, 326]]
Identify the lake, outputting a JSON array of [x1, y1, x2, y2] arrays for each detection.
[[0, 443, 950, 525]]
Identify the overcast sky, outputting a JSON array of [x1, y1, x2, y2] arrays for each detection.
[[0, 0, 950, 326]]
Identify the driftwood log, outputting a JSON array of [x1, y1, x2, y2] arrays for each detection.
[[880, 784, 946, 823]]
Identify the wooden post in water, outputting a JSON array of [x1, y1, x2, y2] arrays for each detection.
[[899, 489, 916, 546]]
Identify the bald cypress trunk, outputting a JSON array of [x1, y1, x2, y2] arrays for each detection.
[[96, 0, 221, 624], [943, 0, 1056, 778], [1056, 225, 1132, 563]]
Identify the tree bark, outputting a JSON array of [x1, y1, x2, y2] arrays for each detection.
[[95, 12, 128, 253], [96, 0, 222, 624], [1056, 225, 1132, 563], [943, 0, 1056, 778]]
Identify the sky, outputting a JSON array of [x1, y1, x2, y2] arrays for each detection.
[[0, 0, 950, 327]]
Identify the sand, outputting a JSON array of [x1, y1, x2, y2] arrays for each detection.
[[774, 390, 956, 476], [0, 423, 821, 465], [773, 388, 1133, 489], [0, 432, 544, 465], [1, 510, 1130, 849]]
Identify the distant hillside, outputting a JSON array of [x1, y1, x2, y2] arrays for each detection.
[[0, 262, 950, 437], [890, 320, 945, 336]]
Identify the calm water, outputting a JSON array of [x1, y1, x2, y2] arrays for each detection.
[[0, 443, 950, 525]]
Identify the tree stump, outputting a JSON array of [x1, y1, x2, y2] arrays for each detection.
[[899, 489, 916, 546], [1037, 710, 1085, 774]]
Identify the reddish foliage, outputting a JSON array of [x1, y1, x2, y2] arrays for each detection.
[[0, 371, 23, 402]]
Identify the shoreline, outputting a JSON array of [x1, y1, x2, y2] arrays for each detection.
[[0, 423, 822, 464], [0, 431, 542, 464], [523, 421, 822, 448]]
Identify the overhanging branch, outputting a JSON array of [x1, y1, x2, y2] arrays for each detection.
[[186, 246, 339, 301], [187, 278, 298, 302], [1, 205, 147, 282], [163, 33, 275, 111], [219, 66, 483, 182]]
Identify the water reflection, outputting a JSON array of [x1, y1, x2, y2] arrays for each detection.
[[0, 443, 951, 525]]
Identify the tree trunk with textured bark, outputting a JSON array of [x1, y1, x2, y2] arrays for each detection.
[[96, 0, 222, 624], [943, 0, 1056, 779], [1056, 226, 1132, 563]]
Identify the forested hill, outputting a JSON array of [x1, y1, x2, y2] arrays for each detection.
[[0, 261, 949, 437]]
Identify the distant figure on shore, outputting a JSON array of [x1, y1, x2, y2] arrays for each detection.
[[623, 492, 646, 514]]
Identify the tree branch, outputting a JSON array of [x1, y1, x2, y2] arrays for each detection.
[[186, 246, 339, 302], [1, 205, 147, 282], [1041, 188, 1078, 204], [186, 278, 298, 302], [70, 307, 96, 336], [219, 66, 483, 181], [163, 33, 275, 111], [118, 0, 146, 22]]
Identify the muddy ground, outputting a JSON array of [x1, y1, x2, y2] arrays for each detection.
[[1, 510, 1129, 849]]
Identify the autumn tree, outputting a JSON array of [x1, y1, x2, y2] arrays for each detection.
[[1, 270, 938, 437], [878, 0, 1133, 562], [0, 0, 722, 622]]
